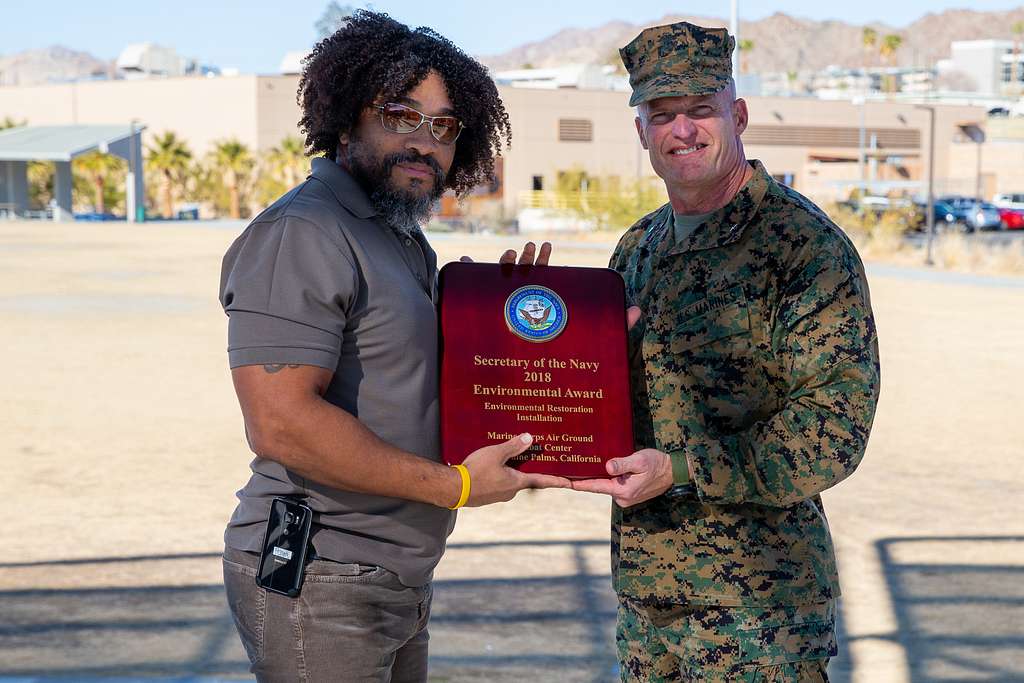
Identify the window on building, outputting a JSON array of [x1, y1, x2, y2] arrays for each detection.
[[532, 175, 544, 191], [1004, 60, 1024, 84], [558, 118, 593, 142]]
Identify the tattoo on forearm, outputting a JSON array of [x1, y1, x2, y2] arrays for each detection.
[[263, 364, 301, 374]]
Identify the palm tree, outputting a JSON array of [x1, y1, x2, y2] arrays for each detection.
[[74, 151, 123, 214], [879, 34, 903, 65], [27, 161, 52, 210], [208, 138, 254, 219], [147, 131, 193, 219], [265, 135, 308, 189], [738, 39, 755, 75], [879, 34, 903, 93], [786, 70, 799, 95], [1, 117, 51, 210], [862, 27, 878, 67]]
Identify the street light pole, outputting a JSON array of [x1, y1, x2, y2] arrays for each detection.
[[915, 104, 936, 266], [975, 140, 983, 204], [853, 96, 866, 201], [731, 0, 739, 80], [956, 122, 987, 222]]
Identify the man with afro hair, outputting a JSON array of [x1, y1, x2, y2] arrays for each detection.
[[219, 11, 564, 681]]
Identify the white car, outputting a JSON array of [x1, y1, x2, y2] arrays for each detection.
[[994, 193, 1024, 211]]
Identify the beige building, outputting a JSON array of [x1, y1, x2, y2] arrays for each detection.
[[0, 75, 300, 159], [946, 117, 1024, 198], [0, 75, 1006, 220]]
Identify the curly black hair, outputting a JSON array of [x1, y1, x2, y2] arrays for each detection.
[[297, 10, 511, 197]]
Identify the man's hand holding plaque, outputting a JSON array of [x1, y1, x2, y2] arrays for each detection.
[[439, 253, 636, 479], [570, 448, 675, 507], [567, 306, 686, 506], [459, 432, 571, 505]]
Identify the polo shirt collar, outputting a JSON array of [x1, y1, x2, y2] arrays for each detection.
[[310, 157, 377, 219]]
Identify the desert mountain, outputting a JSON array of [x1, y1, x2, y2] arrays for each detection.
[[479, 7, 1024, 74], [0, 46, 113, 87], [5, 7, 1024, 87]]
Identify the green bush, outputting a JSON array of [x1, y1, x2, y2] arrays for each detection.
[[552, 168, 667, 231]]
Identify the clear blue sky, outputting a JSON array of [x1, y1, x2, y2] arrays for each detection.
[[3, 0, 1022, 73]]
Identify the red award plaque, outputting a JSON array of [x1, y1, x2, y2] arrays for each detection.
[[439, 261, 634, 478]]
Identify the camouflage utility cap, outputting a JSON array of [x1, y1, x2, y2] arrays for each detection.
[[620, 21, 735, 107]]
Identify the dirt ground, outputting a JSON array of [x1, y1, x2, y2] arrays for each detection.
[[0, 220, 1021, 681]]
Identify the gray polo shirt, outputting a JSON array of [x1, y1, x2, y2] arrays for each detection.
[[219, 157, 454, 587]]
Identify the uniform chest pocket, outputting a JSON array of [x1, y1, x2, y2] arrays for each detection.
[[670, 287, 751, 354]]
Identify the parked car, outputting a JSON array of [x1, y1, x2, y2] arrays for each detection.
[[845, 196, 932, 234], [913, 200, 971, 233], [937, 197, 1003, 231], [837, 195, 894, 217], [966, 201, 1004, 231], [998, 207, 1024, 230], [73, 212, 121, 221], [994, 192, 1024, 211]]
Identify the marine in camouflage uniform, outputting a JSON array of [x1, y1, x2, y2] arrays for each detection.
[[574, 21, 881, 682]]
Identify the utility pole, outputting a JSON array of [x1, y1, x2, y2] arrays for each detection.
[[915, 104, 936, 266], [957, 123, 987, 207], [869, 133, 878, 183], [730, 0, 739, 80], [853, 97, 866, 200], [975, 140, 983, 204]]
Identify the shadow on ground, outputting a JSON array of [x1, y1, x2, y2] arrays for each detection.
[[425, 540, 617, 682], [870, 535, 1024, 682], [1, 540, 616, 681], [0, 553, 243, 678], [18, 536, 1024, 681]]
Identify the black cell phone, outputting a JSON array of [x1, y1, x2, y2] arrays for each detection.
[[256, 497, 313, 597]]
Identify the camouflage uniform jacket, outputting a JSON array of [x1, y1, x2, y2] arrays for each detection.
[[609, 160, 880, 607]]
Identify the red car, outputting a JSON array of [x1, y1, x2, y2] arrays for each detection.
[[998, 207, 1024, 230]]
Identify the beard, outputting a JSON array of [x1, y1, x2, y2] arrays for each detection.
[[344, 139, 447, 238]]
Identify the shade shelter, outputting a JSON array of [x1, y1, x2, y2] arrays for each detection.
[[0, 124, 146, 222]]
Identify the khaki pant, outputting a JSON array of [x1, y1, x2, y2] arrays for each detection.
[[616, 597, 835, 682], [223, 546, 432, 683]]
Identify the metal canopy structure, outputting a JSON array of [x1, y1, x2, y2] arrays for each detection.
[[0, 124, 146, 222]]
